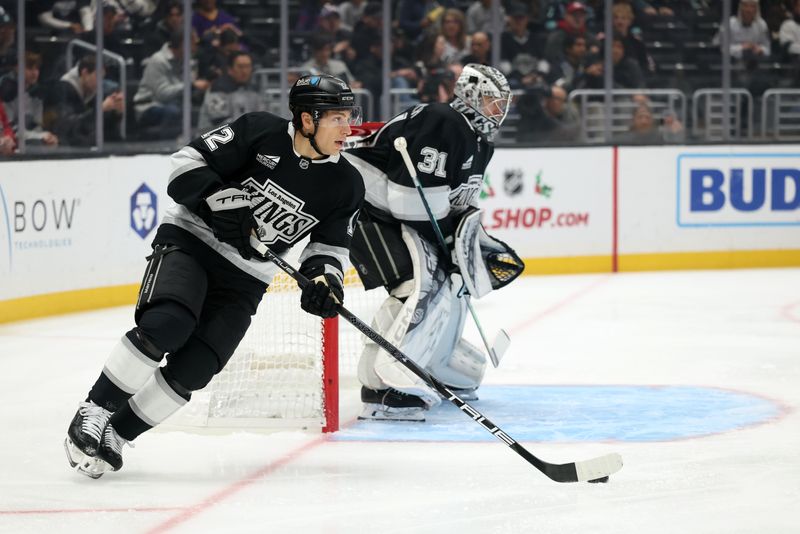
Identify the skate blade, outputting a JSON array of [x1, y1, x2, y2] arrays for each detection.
[[358, 403, 426, 422], [64, 438, 112, 479], [451, 390, 479, 401]]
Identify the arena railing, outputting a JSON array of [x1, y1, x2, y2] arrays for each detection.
[[761, 89, 800, 142]]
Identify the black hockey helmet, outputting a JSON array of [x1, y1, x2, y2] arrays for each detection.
[[289, 74, 362, 156], [289, 74, 362, 126]]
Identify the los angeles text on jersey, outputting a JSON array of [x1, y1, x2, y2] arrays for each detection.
[[485, 207, 590, 229], [243, 177, 320, 244]]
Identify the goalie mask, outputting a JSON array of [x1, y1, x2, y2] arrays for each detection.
[[451, 64, 512, 142]]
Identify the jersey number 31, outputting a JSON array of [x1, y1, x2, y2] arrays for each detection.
[[418, 147, 447, 178]]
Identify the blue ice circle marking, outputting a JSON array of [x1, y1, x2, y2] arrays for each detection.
[[334, 385, 783, 443]]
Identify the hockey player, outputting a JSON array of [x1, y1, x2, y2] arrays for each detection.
[[64, 74, 365, 477], [344, 64, 525, 421]]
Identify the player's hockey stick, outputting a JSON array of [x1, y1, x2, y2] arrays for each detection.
[[249, 237, 622, 483], [393, 136, 510, 368]]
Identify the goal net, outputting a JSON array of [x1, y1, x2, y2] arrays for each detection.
[[165, 263, 385, 432]]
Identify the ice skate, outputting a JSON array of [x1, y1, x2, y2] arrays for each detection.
[[358, 386, 428, 422], [96, 422, 132, 472], [64, 401, 116, 478]]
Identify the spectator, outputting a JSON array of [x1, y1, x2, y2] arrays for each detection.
[[610, 34, 645, 88], [393, 30, 421, 107], [610, 2, 653, 76], [42, 55, 124, 146], [462, 31, 492, 66], [338, 0, 367, 32], [295, 0, 327, 31], [350, 2, 382, 64], [197, 51, 261, 130], [517, 83, 580, 143], [143, 0, 183, 57], [134, 30, 209, 139], [545, 1, 598, 64], [440, 8, 470, 64], [0, 6, 15, 75], [192, 0, 241, 42], [0, 50, 58, 147], [0, 98, 16, 155], [501, 2, 545, 74], [317, 3, 356, 63], [397, 0, 449, 42], [197, 27, 243, 81], [572, 51, 604, 90], [302, 34, 360, 86], [547, 34, 587, 91], [713, 0, 771, 62], [465, 0, 505, 34], [352, 34, 384, 111], [506, 52, 546, 90], [414, 32, 457, 103], [78, 3, 129, 56], [615, 102, 685, 144], [36, 0, 93, 35], [779, 0, 800, 64]]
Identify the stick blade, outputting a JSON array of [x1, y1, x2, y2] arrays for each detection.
[[489, 329, 511, 368], [574, 453, 624, 482]]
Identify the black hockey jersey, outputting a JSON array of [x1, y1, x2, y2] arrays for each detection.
[[158, 111, 365, 283], [343, 103, 493, 243]]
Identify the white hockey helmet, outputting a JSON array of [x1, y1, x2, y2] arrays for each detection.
[[451, 64, 512, 141]]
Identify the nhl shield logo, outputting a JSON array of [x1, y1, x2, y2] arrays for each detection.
[[504, 168, 523, 196], [299, 158, 309, 169]]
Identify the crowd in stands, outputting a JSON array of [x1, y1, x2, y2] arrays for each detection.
[[2, 0, 800, 154]]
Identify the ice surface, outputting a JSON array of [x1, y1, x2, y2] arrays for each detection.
[[1, 269, 799, 534]]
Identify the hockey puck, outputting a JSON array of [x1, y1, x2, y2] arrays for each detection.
[[587, 476, 609, 483]]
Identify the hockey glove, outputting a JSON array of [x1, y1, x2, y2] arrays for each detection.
[[299, 264, 344, 318], [205, 187, 257, 260]]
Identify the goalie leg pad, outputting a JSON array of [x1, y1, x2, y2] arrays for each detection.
[[358, 226, 472, 407], [428, 338, 487, 391]]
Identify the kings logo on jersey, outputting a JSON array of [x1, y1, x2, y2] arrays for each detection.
[[449, 174, 484, 209], [243, 178, 320, 245]]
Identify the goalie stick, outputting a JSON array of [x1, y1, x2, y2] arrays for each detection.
[[249, 236, 623, 483], [393, 136, 510, 368]]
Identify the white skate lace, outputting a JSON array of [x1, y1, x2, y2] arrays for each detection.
[[103, 424, 133, 455], [78, 401, 111, 443]]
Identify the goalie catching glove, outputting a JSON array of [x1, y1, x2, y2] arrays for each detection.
[[205, 187, 257, 260], [299, 260, 344, 318], [453, 208, 524, 299]]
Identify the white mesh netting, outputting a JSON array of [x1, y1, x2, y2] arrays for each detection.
[[166, 267, 385, 430]]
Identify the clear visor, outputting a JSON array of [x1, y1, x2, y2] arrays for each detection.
[[482, 95, 511, 124], [317, 107, 363, 127]]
